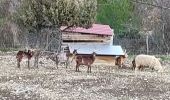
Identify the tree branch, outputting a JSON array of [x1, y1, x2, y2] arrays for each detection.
[[61, 24, 74, 31]]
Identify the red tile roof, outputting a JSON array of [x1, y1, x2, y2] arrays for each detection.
[[60, 24, 113, 36]]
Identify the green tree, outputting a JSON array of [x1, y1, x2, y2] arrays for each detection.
[[15, 0, 97, 68], [15, 0, 97, 49], [97, 0, 134, 36], [0, 0, 9, 27]]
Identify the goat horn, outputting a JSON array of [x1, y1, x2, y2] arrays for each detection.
[[124, 49, 126, 53]]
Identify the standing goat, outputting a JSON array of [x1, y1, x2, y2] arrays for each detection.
[[72, 49, 96, 73], [16, 49, 44, 69], [16, 49, 34, 69], [46, 52, 59, 69], [46, 51, 70, 69]]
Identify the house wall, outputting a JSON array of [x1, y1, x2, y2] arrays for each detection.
[[62, 32, 111, 43], [94, 56, 116, 66]]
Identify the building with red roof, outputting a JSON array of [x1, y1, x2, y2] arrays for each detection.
[[60, 24, 127, 66], [60, 24, 114, 44]]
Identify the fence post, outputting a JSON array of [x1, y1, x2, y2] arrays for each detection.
[[146, 35, 149, 54]]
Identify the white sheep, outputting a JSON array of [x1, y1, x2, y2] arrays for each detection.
[[134, 54, 163, 72]]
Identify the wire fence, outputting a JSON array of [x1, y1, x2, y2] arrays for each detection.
[[1, 33, 169, 55], [0, 16, 169, 55], [0, 27, 62, 53], [113, 35, 170, 55]]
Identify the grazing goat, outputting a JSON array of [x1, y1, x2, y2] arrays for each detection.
[[115, 54, 128, 68], [72, 49, 96, 73], [16, 50, 34, 69]]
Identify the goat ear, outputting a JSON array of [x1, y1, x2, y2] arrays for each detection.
[[73, 49, 77, 54]]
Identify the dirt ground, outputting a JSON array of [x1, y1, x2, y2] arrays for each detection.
[[0, 52, 170, 100]]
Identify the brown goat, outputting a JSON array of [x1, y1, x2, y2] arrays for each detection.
[[16, 50, 34, 69], [72, 49, 96, 73], [115, 54, 128, 68], [16, 49, 43, 69]]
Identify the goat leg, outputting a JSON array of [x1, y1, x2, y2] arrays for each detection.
[[17, 57, 22, 69], [55, 56, 59, 69], [28, 59, 30, 70], [37, 57, 39, 68], [55, 60, 59, 69], [75, 64, 77, 72], [151, 67, 154, 71], [78, 65, 80, 72], [34, 57, 37, 68], [76, 64, 79, 72], [90, 66, 91, 73], [65, 57, 69, 68], [65, 61, 68, 68], [87, 65, 91, 73], [87, 66, 89, 73], [138, 65, 144, 71], [34, 56, 39, 68], [17, 60, 20, 69]]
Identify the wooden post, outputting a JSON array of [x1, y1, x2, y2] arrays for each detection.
[[146, 34, 149, 54]]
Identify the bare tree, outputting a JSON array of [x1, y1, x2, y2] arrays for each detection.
[[133, 0, 170, 54]]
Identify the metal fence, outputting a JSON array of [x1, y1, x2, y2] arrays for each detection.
[[113, 35, 170, 55], [0, 27, 62, 52]]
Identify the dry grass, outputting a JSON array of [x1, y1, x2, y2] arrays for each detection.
[[0, 52, 170, 100]]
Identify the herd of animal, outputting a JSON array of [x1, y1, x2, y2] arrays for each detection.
[[16, 48, 164, 73]]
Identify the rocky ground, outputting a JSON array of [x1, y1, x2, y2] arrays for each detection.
[[0, 52, 170, 100]]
